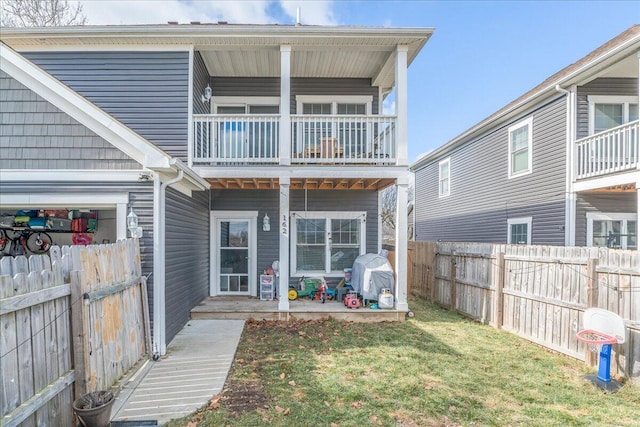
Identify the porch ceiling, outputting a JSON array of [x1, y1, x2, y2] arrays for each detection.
[[583, 183, 637, 193], [206, 177, 395, 190]]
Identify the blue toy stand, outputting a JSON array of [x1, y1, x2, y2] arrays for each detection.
[[597, 344, 612, 382]]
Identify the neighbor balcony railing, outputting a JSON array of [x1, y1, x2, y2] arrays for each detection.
[[192, 114, 397, 165], [575, 120, 639, 180]]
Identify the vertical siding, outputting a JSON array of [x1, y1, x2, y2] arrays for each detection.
[[576, 78, 638, 139], [165, 188, 209, 343], [24, 51, 190, 159], [210, 77, 379, 114], [0, 71, 140, 169], [414, 96, 567, 245], [193, 52, 210, 116], [574, 193, 637, 246]]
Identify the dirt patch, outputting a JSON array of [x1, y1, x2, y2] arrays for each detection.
[[219, 379, 270, 415]]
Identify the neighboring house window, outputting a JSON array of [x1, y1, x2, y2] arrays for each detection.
[[587, 212, 637, 250], [291, 211, 366, 275], [507, 217, 532, 244], [588, 95, 638, 134], [438, 158, 450, 197], [508, 117, 533, 178]]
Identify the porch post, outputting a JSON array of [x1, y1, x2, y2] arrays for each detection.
[[280, 45, 292, 166], [395, 176, 409, 312], [395, 45, 408, 166], [278, 176, 290, 311]]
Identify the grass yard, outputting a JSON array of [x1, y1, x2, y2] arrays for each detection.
[[168, 298, 640, 426]]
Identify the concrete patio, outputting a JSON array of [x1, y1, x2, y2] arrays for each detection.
[[111, 319, 245, 425]]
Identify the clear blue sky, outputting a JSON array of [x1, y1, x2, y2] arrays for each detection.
[[81, 0, 640, 162]]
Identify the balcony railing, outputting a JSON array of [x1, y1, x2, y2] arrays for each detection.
[[193, 114, 280, 164], [290, 115, 396, 164], [192, 114, 397, 165], [575, 120, 639, 180]]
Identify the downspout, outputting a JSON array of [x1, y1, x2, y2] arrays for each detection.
[[153, 166, 184, 356], [555, 84, 576, 246]]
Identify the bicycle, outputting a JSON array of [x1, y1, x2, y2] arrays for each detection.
[[1, 228, 53, 256]]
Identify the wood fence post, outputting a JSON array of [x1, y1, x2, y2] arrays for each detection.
[[494, 251, 505, 329], [585, 257, 599, 366], [429, 243, 436, 303], [450, 254, 457, 311], [70, 270, 90, 399]]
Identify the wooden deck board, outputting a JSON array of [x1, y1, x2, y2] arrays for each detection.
[[190, 296, 406, 322]]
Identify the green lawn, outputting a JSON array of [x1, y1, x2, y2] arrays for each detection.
[[168, 297, 640, 426]]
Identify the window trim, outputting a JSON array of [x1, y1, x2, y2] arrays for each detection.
[[438, 157, 451, 198], [587, 95, 639, 135], [507, 117, 533, 179], [290, 211, 367, 276], [586, 212, 636, 250], [295, 95, 373, 115], [212, 96, 281, 113], [507, 216, 532, 245]]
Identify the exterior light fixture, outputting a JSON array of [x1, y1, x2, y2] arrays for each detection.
[[127, 207, 143, 238], [201, 84, 212, 103], [263, 213, 270, 231]]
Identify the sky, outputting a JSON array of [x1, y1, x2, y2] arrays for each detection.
[[78, 0, 640, 163]]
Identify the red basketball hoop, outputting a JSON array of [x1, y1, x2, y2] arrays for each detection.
[[576, 329, 618, 353]]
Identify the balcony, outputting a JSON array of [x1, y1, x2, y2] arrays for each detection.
[[193, 114, 397, 166], [575, 120, 639, 180]]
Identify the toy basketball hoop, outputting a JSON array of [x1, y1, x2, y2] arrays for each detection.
[[576, 308, 626, 390]]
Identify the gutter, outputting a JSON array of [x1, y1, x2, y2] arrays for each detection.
[[152, 163, 185, 357]]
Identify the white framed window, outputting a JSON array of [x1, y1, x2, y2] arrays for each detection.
[[507, 217, 532, 245], [588, 95, 638, 134], [212, 96, 281, 114], [290, 211, 367, 276], [586, 212, 637, 250], [295, 95, 373, 116], [508, 117, 533, 178], [438, 157, 450, 197]]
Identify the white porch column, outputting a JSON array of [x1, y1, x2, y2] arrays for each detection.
[[395, 176, 409, 312], [395, 45, 408, 166], [280, 45, 292, 166], [636, 180, 639, 246], [278, 177, 290, 311]]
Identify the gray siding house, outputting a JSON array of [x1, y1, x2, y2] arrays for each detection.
[[0, 23, 433, 354], [411, 26, 639, 250]]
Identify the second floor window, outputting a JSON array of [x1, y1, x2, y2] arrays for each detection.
[[438, 158, 450, 197], [508, 117, 533, 178], [589, 95, 638, 134]]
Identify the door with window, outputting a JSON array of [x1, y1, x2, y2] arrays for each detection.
[[215, 101, 280, 160], [212, 212, 257, 296]]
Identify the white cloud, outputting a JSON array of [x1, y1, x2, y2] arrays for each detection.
[[80, 0, 336, 26], [382, 98, 395, 115]]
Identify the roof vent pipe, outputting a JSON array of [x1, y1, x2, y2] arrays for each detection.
[[296, 8, 301, 26]]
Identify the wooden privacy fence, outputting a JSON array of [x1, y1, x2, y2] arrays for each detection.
[[0, 239, 150, 427], [408, 241, 640, 385]]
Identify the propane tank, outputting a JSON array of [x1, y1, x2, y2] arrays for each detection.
[[378, 288, 394, 309]]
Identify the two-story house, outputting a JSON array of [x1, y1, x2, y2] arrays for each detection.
[[0, 23, 433, 355], [411, 25, 638, 250]]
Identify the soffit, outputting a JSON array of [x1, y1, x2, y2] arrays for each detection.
[[206, 177, 395, 191]]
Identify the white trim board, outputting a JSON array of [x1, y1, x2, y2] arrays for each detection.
[[0, 169, 144, 182], [0, 193, 129, 207]]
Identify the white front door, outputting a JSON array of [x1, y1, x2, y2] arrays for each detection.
[[211, 211, 257, 296]]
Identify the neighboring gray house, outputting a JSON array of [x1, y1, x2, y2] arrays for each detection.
[[0, 23, 433, 354], [411, 25, 639, 250]]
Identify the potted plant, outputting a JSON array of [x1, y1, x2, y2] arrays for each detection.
[[72, 390, 115, 427]]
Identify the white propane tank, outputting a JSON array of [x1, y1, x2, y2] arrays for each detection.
[[378, 288, 394, 309]]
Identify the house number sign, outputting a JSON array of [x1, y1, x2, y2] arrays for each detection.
[[281, 215, 288, 237]]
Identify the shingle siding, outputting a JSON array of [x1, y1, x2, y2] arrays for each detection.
[[0, 71, 140, 169], [576, 78, 638, 139], [165, 188, 209, 343], [414, 96, 567, 245], [575, 193, 637, 246], [24, 51, 190, 160]]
